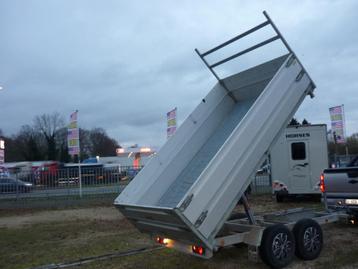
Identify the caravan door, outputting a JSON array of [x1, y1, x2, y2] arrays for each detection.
[[288, 141, 311, 193]]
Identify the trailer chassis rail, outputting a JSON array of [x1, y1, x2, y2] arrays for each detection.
[[216, 208, 346, 250], [154, 194, 349, 261]]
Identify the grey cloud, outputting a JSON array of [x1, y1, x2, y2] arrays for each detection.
[[0, 0, 357, 148]]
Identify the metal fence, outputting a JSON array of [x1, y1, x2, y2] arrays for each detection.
[[0, 165, 142, 201], [329, 154, 356, 168], [0, 164, 272, 205], [251, 173, 272, 194]]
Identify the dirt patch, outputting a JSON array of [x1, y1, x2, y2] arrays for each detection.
[[0, 206, 122, 228]]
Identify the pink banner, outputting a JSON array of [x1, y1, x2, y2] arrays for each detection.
[[329, 105, 345, 144], [68, 110, 80, 156], [70, 111, 78, 121], [167, 108, 177, 138], [68, 147, 80, 155], [67, 129, 79, 140], [167, 108, 176, 120]]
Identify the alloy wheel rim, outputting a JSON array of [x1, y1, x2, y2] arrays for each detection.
[[272, 232, 292, 260], [303, 227, 321, 253]]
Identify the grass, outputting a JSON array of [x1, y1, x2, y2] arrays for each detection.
[[313, 248, 358, 269], [0, 195, 357, 269], [0, 218, 149, 269], [68, 241, 265, 269], [0, 194, 117, 216]]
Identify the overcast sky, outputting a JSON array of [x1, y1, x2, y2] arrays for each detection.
[[0, 0, 357, 148]]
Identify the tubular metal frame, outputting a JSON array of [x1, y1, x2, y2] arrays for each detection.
[[195, 10, 316, 98]]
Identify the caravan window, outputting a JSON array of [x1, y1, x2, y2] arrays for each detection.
[[291, 142, 306, 160]]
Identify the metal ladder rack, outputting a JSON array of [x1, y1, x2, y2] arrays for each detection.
[[195, 11, 315, 100]]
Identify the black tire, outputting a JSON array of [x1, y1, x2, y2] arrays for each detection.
[[292, 219, 323, 260], [259, 224, 295, 268], [276, 193, 284, 203], [349, 210, 358, 220]]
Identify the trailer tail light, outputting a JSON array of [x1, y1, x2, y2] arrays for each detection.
[[155, 237, 170, 245], [192, 245, 205, 256], [320, 173, 325, 193]]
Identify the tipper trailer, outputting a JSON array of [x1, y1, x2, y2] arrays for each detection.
[[115, 11, 348, 268]]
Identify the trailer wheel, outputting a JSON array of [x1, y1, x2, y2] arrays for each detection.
[[276, 193, 284, 203], [293, 219, 323, 260], [259, 224, 295, 268]]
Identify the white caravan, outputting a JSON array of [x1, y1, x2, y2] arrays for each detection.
[[271, 124, 328, 201]]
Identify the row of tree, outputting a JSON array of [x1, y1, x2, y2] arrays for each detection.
[[328, 133, 358, 156], [0, 112, 120, 162]]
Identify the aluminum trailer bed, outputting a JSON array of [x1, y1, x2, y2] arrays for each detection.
[[114, 11, 336, 268]]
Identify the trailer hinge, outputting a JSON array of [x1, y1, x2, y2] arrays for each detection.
[[305, 82, 315, 98], [179, 194, 193, 211], [295, 70, 305, 82], [194, 210, 208, 228]]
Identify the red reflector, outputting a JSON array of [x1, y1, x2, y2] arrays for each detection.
[[320, 173, 325, 193], [192, 245, 205, 255], [156, 237, 164, 244]]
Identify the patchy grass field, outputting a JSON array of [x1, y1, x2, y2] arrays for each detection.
[[0, 194, 357, 269]]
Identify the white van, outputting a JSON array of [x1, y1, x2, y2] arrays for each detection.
[[270, 124, 328, 201]]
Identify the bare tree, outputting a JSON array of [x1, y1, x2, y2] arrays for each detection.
[[2, 113, 121, 162], [55, 127, 70, 163], [14, 125, 44, 161], [89, 128, 119, 156], [34, 112, 65, 160]]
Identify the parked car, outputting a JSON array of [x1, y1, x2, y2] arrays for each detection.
[[0, 166, 10, 178], [0, 178, 33, 193], [321, 155, 358, 217]]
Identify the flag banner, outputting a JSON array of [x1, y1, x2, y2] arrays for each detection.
[[330, 114, 343, 121], [329, 105, 346, 144], [167, 126, 176, 136], [68, 147, 80, 155], [331, 121, 343, 128], [167, 107, 177, 138], [68, 110, 80, 156], [68, 121, 77, 129], [329, 106, 342, 114], [70, 111, 78, 121], [167, 118, 176, 126], [68, 139, 79, 147], [167, 109, 176, 120], [67, 129, 79, 140]]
